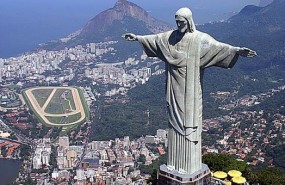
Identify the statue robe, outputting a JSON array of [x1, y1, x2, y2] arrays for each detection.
[[137, 30, 239, 174]]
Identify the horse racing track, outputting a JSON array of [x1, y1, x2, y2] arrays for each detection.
[[23, 87, 88, 126]]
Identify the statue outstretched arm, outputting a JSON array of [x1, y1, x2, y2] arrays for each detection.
[[122, 33, 139, 41], [236, 47, 257, 57]]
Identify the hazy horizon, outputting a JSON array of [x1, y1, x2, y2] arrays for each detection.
[[0, 0, 259, 58]]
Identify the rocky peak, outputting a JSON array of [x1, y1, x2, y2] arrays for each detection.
[[114, 0, 131, 7], [112, 0, 149, 21], [79, 0, 170, 37]]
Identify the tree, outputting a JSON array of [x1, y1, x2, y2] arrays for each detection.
[[148, 169, 158, 185], [137, 154, 146, 164], [203, 153, 248, 173], [23, 177, 35, 185], [255, 167, 285, 185]]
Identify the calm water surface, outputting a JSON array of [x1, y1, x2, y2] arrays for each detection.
[[0, 159, 22, 185]]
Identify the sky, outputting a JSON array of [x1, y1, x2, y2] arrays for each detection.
[[129, 0, 260, 23], [0, 0, 259, 58]]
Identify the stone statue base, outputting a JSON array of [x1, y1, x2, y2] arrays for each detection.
[[157, 164, 211, 185]]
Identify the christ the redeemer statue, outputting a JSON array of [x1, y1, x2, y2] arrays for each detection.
[[123, 7, 256, 175]]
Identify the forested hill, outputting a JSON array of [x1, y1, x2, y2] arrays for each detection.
[[198, 0, 285, 73], [90, 75, 168, 141]]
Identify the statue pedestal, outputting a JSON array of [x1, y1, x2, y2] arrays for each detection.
[[158, 164, 211, 185]]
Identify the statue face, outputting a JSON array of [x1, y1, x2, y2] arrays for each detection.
[[175, 16, 188, 33]]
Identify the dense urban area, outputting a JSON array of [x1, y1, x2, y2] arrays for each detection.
[[0, 41, 169, 184], [0, 39, 285, 184]]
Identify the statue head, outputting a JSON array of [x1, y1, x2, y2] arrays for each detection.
[[175, 7, 196, 33]]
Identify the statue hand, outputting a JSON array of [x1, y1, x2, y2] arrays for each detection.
[[237, 47, 257, 57], [122, 33, 137, 41]]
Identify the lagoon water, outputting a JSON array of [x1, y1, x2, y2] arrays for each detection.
[[0, 159, 22, 185]]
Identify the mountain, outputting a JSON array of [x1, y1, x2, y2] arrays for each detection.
[[41, 0, 171, 60], [79, 0, 170, 39], [43, 0, 170, 48], [230, 0, 285, 24], [199, 0, 285, 72]]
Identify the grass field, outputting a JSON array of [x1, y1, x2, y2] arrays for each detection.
[[44, 89, 75, 114], [66, 90, 76, 110], [31, 88, 53, 107], [46, 113, 82, 124]]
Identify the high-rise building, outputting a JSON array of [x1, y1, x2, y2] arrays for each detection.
[[90, 43, 96, 54], [33, 154, 42, 169], [100, 150, 108, 160], [76, 169, 85, 181], [42, 151, 50, 165], [157, 129, 167, 139], [86, 169, 95, 179], [123, 136, 130, 148], [90, 141, 104, 150], [0, 69, 3, 82], [66, 150, 77, 168], [0, 59, 4, 68], [140, 147, 149, 157], [145, 135, 155, 144], [51, 169, 59, 179]]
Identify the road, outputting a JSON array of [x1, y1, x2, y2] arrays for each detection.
[[0, 118, 31, 145]]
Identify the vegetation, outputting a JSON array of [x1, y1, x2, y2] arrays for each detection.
[[248, 89, 285, 115], [76, 87, 90, 120], [139, 153, 167, 184], [203, 153, 285, 184], [265, 144, 285, 169], [44, 89, 74, 114], [22, 90, 49, 126], [59, 124, 79, 137], [46, 113, 82, 124], [19, 144, 31, 160], [31, 88, 53, 107], [89, 75, 167, 141], [254, 167, 285, 185], [203, 153, 248, 173], [22, 177, 36, 185]]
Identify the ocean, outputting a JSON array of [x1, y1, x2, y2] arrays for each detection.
[[0, 0, 115, 58]]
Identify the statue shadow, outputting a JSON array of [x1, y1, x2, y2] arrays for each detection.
[[168, 30, 184, 46]]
